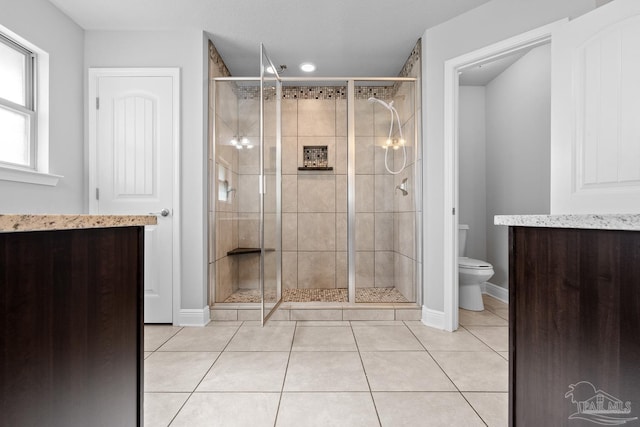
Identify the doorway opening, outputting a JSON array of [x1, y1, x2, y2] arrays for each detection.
[[442, 20, 565, 331]]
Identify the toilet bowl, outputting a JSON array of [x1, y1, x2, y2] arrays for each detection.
[[459, 257, 494, 311], [458, 225, 494, 311]]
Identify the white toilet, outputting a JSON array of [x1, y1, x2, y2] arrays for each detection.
[[458, 224, 494, 311]]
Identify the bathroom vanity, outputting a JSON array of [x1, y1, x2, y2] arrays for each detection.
[[495, 215, 640, 426], [0, 214, 155, 427]]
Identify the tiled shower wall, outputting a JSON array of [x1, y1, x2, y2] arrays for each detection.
[[226, 90, 419, 298], [390, 81, 420, 302], [209, 48, 240, 303], [386, 40, 422, 302], [353, 80, 419, 302]]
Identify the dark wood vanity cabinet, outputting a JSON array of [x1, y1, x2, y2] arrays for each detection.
[[0, 226, 144, 427], [509, 226, 640, 426]]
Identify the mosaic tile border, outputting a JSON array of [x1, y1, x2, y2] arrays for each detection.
[[398, 38, 421, 79], [208, 41, 231, 78], [234, 85, 397, 101]]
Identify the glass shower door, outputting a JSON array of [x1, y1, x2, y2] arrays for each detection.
[[260, 44, 282, 323]]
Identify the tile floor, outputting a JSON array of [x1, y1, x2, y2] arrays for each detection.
[[144, 295, 509, 426]]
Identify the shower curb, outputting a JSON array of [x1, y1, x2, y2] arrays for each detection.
[[210, 303, 421, 322]]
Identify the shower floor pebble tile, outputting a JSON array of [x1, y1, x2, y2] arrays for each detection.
[[143, 319, 508, 426], [222, 287, 409, 303]]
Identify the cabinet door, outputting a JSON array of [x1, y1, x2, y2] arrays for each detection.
[[551, 0, 640, 213], [0, 228, 143, 426], [510, 227, 640, 426]]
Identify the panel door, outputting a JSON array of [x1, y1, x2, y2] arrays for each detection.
[[92, 72, 177, 323], [551, 0, 640, 213]]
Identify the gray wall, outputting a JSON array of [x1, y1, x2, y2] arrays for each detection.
[[485, 45, 551, 288], [458, 86, 486, 261], [458, 45, 551, 292], [0, 0, 85, 213], [85, 30, 209, 312], [422, 0, 596, 313]]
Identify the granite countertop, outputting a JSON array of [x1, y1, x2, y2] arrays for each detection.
[[494, 214, 640, 231], [0, 214, 157, 233]]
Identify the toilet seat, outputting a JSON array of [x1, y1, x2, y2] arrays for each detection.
[[458, 257, 493, 270]]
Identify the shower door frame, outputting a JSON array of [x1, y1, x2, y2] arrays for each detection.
[[260, 44, 284, 324], [211, 76, 421, 306]]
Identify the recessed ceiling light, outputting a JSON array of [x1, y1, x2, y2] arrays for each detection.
[[300, 62, 316, 73]]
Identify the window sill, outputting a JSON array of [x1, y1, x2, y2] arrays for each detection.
[[0, 166, 62, 186]]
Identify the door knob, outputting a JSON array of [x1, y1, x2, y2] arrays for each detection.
[[150, 208, 170, 217]]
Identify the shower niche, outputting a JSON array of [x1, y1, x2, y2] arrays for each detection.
[[299, 145, 332, 170]]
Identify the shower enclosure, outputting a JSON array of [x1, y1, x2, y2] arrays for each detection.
[[210, 46, 421, 322]]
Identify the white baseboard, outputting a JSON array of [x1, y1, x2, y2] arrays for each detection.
[[176, 306, 211, 326], [482, 282, 508, 304], [421, 306, 445, 329]]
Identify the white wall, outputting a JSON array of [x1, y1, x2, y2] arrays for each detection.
[[85, 30, 209, 313], [0, 0, 84, 213], [485, 44, 551, 289], [422, 0, 596, 313], [458, 86, 486, 261]]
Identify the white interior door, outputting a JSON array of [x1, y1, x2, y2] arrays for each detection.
[[551, 0, 640, 213], [89, 69, 179, 324]]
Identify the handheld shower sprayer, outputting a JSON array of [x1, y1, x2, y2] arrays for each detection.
[[367, 97, 392, 110], [368, 97, 407, 175]]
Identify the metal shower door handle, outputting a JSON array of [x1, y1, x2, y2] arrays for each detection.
[[150, 208, 170, 217]]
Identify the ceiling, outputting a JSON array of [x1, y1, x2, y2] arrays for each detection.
[[459, 48, 530, 86], [48, 0, 490, 77]]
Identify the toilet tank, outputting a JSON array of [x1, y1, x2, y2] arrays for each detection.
[[458, 224, 469, 257]]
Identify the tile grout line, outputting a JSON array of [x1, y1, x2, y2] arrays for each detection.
[[144, 325, 185, 426], [147, 325, 184, 353], [461, 324, 509, 359], [402, 321, 489, 427], [272, 320, 298, 426], [349, 320, 383, 427], [165, 321, 245, 426]]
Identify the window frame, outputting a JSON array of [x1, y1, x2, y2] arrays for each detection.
[[0, 33, 37, 170], [0, 25, 60, 186]]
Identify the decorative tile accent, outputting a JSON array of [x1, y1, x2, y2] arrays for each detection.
[[283, 86, 347, 100], [233, 85, 397, 101], [398, 38, 421, 79], [353, 86, 395, 100], [302, 146, 329, 168], [208, 41, 231, 78]]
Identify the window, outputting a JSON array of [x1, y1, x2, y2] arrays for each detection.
[[0, 25, 57, 186], [0, 33, 35, 169], [217, 161, 232, 203]]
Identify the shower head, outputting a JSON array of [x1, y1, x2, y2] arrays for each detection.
[[370, 96, 408, 175], [367, 97, 393, 110]]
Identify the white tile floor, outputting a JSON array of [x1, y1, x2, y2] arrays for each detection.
[[144, 296, 509, 426]]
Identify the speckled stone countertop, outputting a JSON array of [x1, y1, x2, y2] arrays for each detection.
[[0, 214, 157, 233], [494, 214, 640, 231]]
